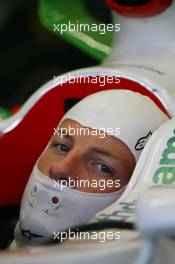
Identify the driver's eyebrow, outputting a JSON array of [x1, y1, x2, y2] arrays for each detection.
[[89, 147, 121, 161]]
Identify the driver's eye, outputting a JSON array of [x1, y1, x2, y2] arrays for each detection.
[[57, 143, 70, 153], [96, 163, 112, 174]]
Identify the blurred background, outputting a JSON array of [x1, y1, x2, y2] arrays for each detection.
[[0, 0, 112, 113]]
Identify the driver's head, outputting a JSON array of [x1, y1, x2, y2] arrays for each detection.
[[38, 89, 168, 193], [14, 89, 169, 246]]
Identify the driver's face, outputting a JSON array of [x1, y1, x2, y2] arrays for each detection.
[[38, 119, 136, 193]]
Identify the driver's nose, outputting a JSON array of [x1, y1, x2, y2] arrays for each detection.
[[48, 150, 81, 185]]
